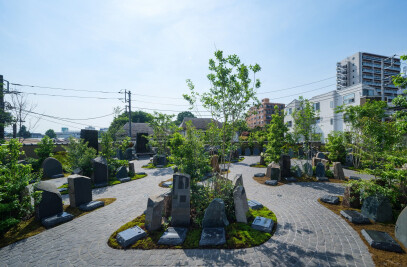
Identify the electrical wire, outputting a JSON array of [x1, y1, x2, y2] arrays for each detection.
[[17, 91, 122, 100], [257, 76, 336, 94], [11, 83, 121, 94]]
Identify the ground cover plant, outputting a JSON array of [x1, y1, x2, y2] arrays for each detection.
[[0, 198, 116, 248], [107, 206, 277, 249], [318, 196, 407, 267]]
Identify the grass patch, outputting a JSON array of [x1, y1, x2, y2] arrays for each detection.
[[250, 163, 267, 168], [0, 198, 116, 249], [318, 197, 407, 267], [252, 175, 347, 187], [142, 163, 175, 169], [108, 206, 277, 249], [159, 178, 173, 188]]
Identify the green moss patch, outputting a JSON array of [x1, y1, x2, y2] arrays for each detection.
[[159, 178, 173, 188], [250, 163, 267, 168], [0, 198, 116, 249], [142, 163, 175, 169], [108, 206, 277, 250]]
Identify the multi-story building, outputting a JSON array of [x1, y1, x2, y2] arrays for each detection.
[[246, 98, 285, 128], [336, 52, 401, 102]]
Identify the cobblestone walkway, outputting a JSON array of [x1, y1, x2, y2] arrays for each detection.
[[0, 156, 374, 266]]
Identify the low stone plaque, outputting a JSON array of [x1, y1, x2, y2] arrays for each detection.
[[251, 216, 274, 233], [41, 212, 74, 229], [118, 177, 131, 183], [320, 195, 339, 205], [340, 210, 371, 224], [349, 176, 361, 180], [116, 226, 147, 248], [136, 172, 147, 176], [285, 177, 297, 182], [361, 229, 403, 253], [199, 227, 226, 246], [317, 177, 329, 182], [254, 173, 265, 177], [248, 200, 263, 210], [162, 181, 173, 188], [79, 200, 104, 211], [58, 188, 68, 193], [157, 227, 188, 245], [265, 180, 278, 186]]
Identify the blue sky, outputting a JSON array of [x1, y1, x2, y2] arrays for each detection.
[[1, 0, 406, 133]]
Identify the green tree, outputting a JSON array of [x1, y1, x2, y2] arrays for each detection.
[[147, 112, 175, 155], [175, 111, 195, 126], [265, 105, 288, 164], [325, 131, 347, 163], [0, 139, 41, 233], [66, 137, 97, 176], [108, 110, 153, 139], [184, 50, 261, 175], [45, 129, 56, 138], [35, 136, 55, 164], [17, 125, 31, 139]]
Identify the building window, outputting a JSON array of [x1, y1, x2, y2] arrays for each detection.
[[330, 101, 334, 108], [287, 121, 292, 127], [330, 118, 333, 125], [288, 108, 292, 115], [313, 102, 320, 111], [315, 117, 321, 124], [343, 93, 355, 104]]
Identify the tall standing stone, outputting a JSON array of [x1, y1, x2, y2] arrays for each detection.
[[279, 155, 291, 178], [316, 152, 325, 159], [171, 173, 191, 227], [68, 175, 92, 208], [128, 162, 135, 176], [315, 162, 325, 178], [303, 162, 313, 177], [259, 154, 265, 166], [361, 195, 393, 223], [125, 148, 134, 160], [233, 186, 249, 223], [42, 157, 64, 179], [211, 155, 220, 173], [116, 166, 128, 179], [321, 159, 329, 171], [233, 174, 244, 187], [342, 185, 361, 208], [202, 198, 229, 228], [395, 206, 407, 249], [312, 157, 321, 167], [92, 157, 108, 186], [145, 195, 164, 231], [162, 191, 172, 218], [80, 129, 98, 153], [253, 147, 260, 156], [266, 162, 281, 181], [244, 147, 251, 156], [333, 162, 345, 180], [34, 181, 63, 220]]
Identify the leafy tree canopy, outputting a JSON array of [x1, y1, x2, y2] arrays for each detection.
[[17, 125, 31, 138], [175, 111, 195, 126], [45, 129, 56, 138]]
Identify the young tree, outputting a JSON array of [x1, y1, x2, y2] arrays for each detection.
[[10, 94, 40, 141], [17, 125, 31, 138], [148, 112, 175, 155], [184, 50, 261, 175], [45, 129, 56, 138], [265, 105, 288, 164], [325, 131, 347, 163]]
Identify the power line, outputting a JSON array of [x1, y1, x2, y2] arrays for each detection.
[[17, 91, 122, 100], [257, 76, 336, 95], [26, 113, 83, 130], [11, 83, 121, 94], [271, 84, 336, 100]]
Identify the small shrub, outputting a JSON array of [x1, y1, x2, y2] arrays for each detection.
[[326, 169, 333, 178], [34, 136, 55, 168], [66, 137, 97, 176]]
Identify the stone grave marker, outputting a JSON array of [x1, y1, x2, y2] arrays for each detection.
[[259, 154, 265, 166], [265, 180, 278, 186], [263, 147, 266, 153], [254, 173, 265, 177], [303, 162, 313, 177], [211, 155, 220, 173], [116, 226, 147, 248], [312, 157, 321, 168], [395, 206, 407, 249], [233, 186, 249, 223], [244, 148, 251, 156], [233, 174, 243, 187], [202, 198, 229, 228], [315, 162, 325, 178], [285, 177, 297, 182], [251, 216, 274, 233], [340, 210, 371, 224], [320, 159, 329, 171], [80, 129, 98, 153], [158, 227, 188, 245], [317, 177, 329, 182], [333, 162, 345, 180], [361, 229, 403, 253], [68, 175, 92, 208], [349, 176, 361, 180], [288, 148, 294, 158], [92, 157, 108, 187], [116, 166, 130, 183], [266, 162, 280, 181], [248, 200, 263, 210], [42, 157, 64, 179], [128, 162, 135, 176], [145, 195, 164, 231], [125, 148, 134, 160], [116, 149, 124, 160], [253, 147, 260, 156], [162, 181, 173, 188], [320, 195, 339, 205], [199, 228, 226, 246], [316, 152, 325, 159], [162, 191, 172, 218], [293, 165, 302, 178], [41, 212, 74, 229], [79, 201, 104, 211], [171, 173, 191, 227], [343, 185, 361, 208], [279, 154, 291, 178], [361, 195, 393, 223], [237, 147, 242, 156], [153, 154, 167, 166]]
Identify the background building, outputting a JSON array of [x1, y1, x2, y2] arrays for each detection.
[[246, 98, 285, 128], [336, 52, 401, 102]]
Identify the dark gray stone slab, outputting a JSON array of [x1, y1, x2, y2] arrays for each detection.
[[41, 212, 74, 229], [202, 198, 229, 228], [157, 227, 188, 245], [396, 206, 407, 249], [42, 157, 63, 179], [361, 229, 403, 253], [116, 166, 128, 179], [265, 180, 278, 186], [361, 195, 393, 223], [320, 195, 339, 205], [234, 186, 249, 223], [244, 148, 251, 156], [279, 154, 291, 178], [317, 177, 329, 182], [303, 162, 313, 177], [340, 210, 371, 224], [58, 188, 68, 193], [145, 195, 163, 231], [79, 200, 104, 211], [233, 174, 244, 187], [315, 162, 325, 177], [136, 172, 147, 176], [316, 152, 325, 159], [199, 227, 226, 246], [251, 216, 274, 233], [253, 147, 260, 156], [254, 173, 265, 177], [125, 148, 134, 160], [34, 181, 63, 220], [171, 173, 191, 227], [237, 147, 242, 155], [153, 154, 167, 166], [118, 177, 131, 183], [68, 175, 92, 208], [285, 177, 297, 182], [94, 183, 108, 188], [92, 157, 108, 186], [248, 200, 263, 210], [162, 181, 173, 187], [349, 176, 361, 180], [51, 174, 64, 179], [116, 226, 147, 248]]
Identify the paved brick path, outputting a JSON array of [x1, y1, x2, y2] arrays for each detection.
[[0, 156, 374, 266]]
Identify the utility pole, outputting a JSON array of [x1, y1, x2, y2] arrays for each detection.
[[128, 90, 132, 139], [381, 59, 384, 102], [0, 75, 4, 140]]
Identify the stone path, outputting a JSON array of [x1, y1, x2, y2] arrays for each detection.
[[0, 156, 374, 266]]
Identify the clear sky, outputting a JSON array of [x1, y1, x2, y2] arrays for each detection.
[[1, 0, 406, 134]]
